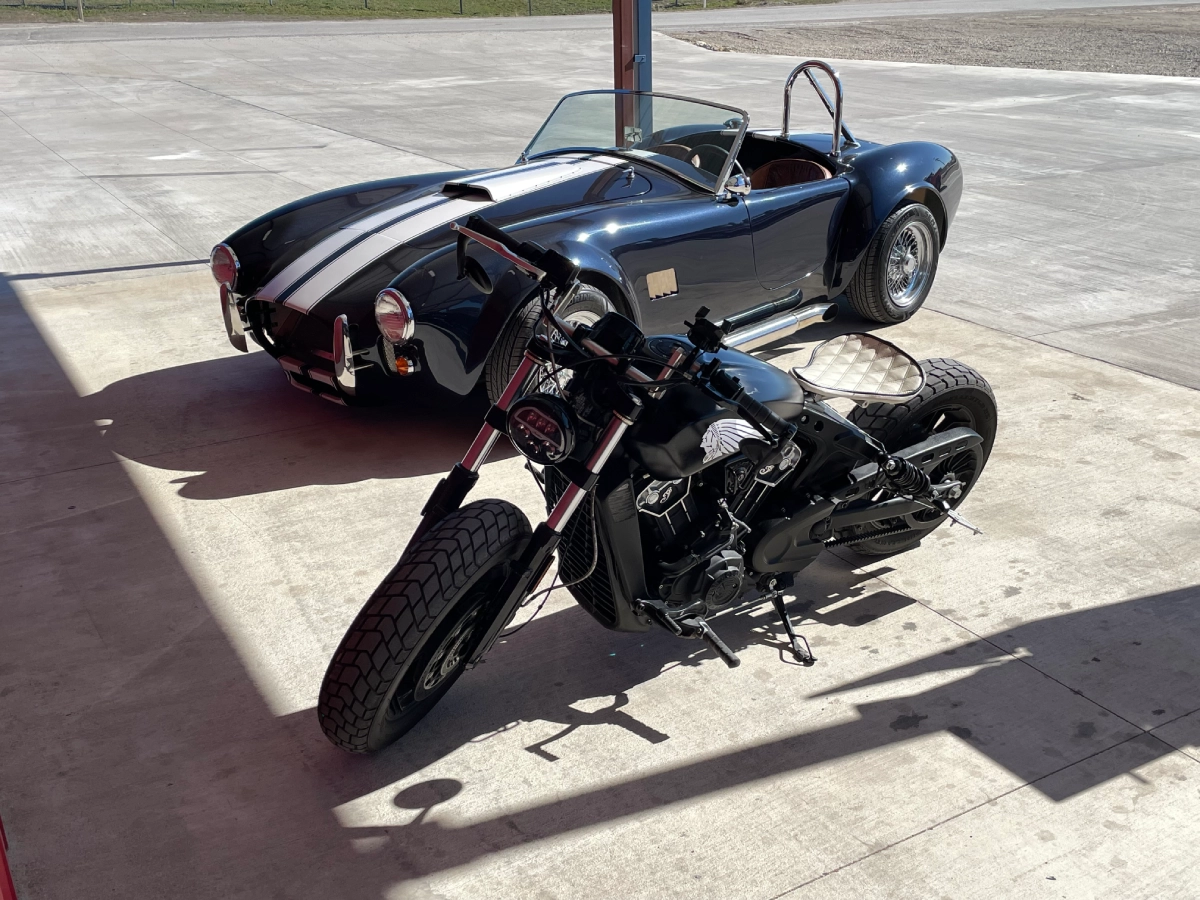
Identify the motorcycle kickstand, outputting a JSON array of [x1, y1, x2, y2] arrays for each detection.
[[768, 592, 816, 666]]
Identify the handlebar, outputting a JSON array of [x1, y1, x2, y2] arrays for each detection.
[[706, 366, 797, 442], [454, 214, 581, 293]]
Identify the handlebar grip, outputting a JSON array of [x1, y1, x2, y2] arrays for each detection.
[[708, 367, 794, 439], [464, 214, 523, 255], [738, 392, 795, 440]]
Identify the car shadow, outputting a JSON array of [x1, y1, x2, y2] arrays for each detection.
[[84, 351, 505, 500], [82, 298, 885, 502]]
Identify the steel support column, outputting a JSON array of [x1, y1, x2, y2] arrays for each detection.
[[613, 0, 652, 145], [613, 0, 652, 92]]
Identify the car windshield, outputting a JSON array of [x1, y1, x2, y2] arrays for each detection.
[[524, 91, 747, 192]]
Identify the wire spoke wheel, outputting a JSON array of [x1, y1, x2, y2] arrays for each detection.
[[846, 203, 941, 324], [885, 220, 935, 309]]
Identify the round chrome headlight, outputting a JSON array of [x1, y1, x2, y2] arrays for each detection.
[[506, 394, 576, 466], [209, 243, 239, 290], [374, 288, 415, 343]]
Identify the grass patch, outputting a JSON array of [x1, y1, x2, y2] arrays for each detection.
[[0, 0, 833, 23]]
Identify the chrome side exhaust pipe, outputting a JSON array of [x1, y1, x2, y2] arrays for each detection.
[[724, 302, 838, 353]]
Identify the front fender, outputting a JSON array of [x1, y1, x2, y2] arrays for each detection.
[[834, 142, 963, 291], [551, 239, 640, 323], [390, 230, 642, 396]]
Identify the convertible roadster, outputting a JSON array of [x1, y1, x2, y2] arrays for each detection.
[[211, 61, 962, 405]]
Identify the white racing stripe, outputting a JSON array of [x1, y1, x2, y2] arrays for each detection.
[[270, 156, 615, 314]]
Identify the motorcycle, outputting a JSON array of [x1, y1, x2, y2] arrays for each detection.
[[318, 215, 997, 753]]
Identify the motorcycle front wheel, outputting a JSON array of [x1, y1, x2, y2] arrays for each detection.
[[318, 499, 531, 753]]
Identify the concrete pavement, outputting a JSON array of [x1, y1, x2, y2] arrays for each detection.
[[1, 19, 1199, 900]]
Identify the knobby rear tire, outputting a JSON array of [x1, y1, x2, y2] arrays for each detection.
[[318, 499, 531, 753], [844, 358, 997, 556]]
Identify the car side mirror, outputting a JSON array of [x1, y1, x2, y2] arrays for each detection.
[[724, 173, 751, 197]]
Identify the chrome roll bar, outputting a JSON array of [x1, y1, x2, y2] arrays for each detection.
[[781, 60, 858, 159]]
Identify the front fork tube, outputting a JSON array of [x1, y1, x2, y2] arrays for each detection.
[[469, 410, 636, 663], [411, 353, 541, 542]]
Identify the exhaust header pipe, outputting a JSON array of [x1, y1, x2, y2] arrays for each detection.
[[724, 302, 838, 353]]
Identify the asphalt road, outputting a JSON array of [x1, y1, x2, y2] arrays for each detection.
[[681, 3, 1200, 77]]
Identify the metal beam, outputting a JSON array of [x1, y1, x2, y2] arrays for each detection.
[[612, 0, 652, 92]]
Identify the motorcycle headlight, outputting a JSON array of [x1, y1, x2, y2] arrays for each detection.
[[374, 288, 415, 343], [506, 394, 576, 466]]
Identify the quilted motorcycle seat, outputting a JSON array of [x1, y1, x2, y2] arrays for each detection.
[[790, 333, 925, 404]]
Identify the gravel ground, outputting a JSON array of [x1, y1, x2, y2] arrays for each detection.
[[674, 4, 1200, 77]]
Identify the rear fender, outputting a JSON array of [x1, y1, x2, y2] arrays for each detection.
[[832, 142, 963, 293]]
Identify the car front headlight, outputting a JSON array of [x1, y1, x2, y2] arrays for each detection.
[[209, 243, 239, 290], [374, 288, 415, 343]]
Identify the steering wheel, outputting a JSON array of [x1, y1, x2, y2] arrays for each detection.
[[689, 143, 747, 181]]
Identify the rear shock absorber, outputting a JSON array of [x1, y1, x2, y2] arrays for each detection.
[[882, 455, 931, 495]]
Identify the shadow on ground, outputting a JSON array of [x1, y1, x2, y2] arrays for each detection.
[[4, 274, 1197, 898], [305, 582, 1198, 883], [81, 350, 499, 500], [76, 293, 874, 501]]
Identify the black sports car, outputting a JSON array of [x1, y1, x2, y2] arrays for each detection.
[[211, 62, 962, 405]]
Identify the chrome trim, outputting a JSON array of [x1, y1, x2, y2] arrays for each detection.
[[333, 315, 357, 396], [723, 173, 751, 197], [781, 60, 857, 158], [375, 288, 415, 343], [220, 284, 247, 353], [586, 416, 631, 472], [333, 314, 374, 396], [545, 415, 631, 533], [279, 356, 305, 376], [462, 430, 501, 473], [460, 354, 540, 473], [209, 242, 239, 290], [308, 369, 337, 389], [724, 302, 838, 353], [546, 483, 586, 533]]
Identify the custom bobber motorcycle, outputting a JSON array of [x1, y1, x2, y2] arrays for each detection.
[[318, 216, 997, 753]]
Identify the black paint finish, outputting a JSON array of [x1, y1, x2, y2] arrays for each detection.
[[220, 126, 960, 400]]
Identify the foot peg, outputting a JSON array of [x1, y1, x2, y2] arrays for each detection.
[[769, 592, 815, 665], [681, 616, 741, 668], [634, 598, 741, 668]]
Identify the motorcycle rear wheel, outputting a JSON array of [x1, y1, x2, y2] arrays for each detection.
[[842, 357, 997, 556], [318, 499, 531, 753]]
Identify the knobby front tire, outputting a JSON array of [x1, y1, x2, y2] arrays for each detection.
[[318, 499, 531, 753]]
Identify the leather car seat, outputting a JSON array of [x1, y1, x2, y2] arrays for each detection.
[[749, 158, 833, 191]]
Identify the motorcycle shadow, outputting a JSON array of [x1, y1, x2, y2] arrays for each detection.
[[310, 584, 1200, 886], [309, 555, 908, 801], [84, 350, 503, 500]]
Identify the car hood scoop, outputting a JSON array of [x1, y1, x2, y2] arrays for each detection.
[[441, 156, 618, 204]]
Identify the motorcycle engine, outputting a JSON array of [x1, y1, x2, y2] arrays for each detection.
[[636, 475, 746, 611]]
